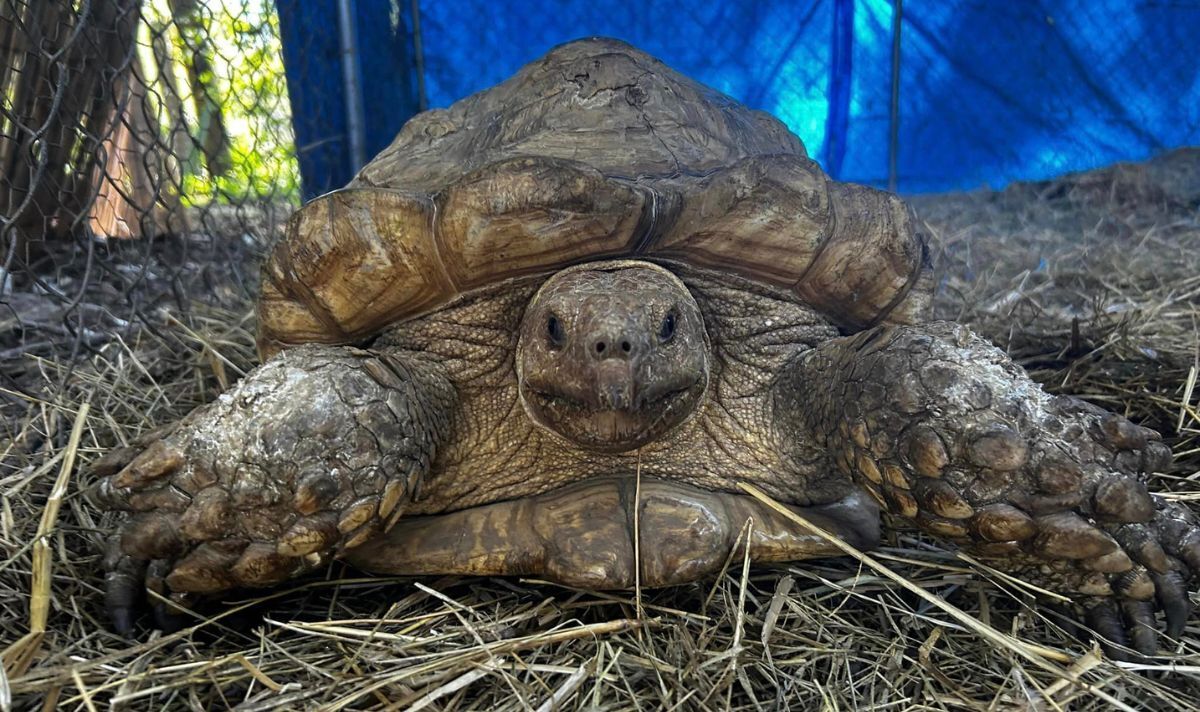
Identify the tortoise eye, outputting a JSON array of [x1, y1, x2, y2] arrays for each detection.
[[547, 315, 566, 347], [659, 310, 677, 342]]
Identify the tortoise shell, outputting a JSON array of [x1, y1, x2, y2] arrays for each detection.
[[257, 38, 931, 358]]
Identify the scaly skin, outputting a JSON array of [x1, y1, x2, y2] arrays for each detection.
[[781, 321, 1199, 659], [93, 344, 454, 633], [94, 267, 1199, 660]]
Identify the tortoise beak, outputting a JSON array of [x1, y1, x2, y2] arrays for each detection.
[[594, 361, 635, 411]]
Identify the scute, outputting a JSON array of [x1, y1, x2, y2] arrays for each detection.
[[435, 156, 648, 290], [258, 37, 932, 357]]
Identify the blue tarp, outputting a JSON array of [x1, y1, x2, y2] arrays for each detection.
[[279, 0, 1200, 196]]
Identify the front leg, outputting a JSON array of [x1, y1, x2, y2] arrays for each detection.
[[779, 321, 1199, 659], [92, 344, 455, 632]]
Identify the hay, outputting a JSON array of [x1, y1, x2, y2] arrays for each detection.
[[2, 152, 1199, 709]]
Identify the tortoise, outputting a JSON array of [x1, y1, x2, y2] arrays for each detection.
[[94, 38, 1200, 658]]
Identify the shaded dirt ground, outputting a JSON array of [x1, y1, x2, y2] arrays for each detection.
[[2, 150, 1199, 710]]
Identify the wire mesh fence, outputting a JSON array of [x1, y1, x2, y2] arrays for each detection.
[[1, 0, 297, 434]]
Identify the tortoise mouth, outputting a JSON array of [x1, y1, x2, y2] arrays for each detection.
[[343, 477, 880, 589], [525, 379, 704, 452]]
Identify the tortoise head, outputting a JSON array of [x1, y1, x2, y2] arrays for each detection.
[[517, 260, 709, 452]]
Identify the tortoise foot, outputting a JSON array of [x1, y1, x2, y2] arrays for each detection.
[[793, 321, 1199, 659], [91, 345, 451, 634]]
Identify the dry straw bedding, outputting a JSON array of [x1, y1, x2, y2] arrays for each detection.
[[2, 151, 1199, 710]]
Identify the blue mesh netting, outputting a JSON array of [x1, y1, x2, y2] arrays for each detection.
[[415, 0, 1200, 193]]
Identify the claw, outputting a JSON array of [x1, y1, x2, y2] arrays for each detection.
[[1085, 599, 1132, 662], [1120, 599, 1158, 657], [144, 559, 193, 632], [103, 535, 146, 635], [1153, 569, 1190, 639], [1118, 527, 1173, 574]]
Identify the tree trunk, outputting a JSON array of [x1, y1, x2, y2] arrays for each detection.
[[1, 0, 142, 275], [168, 0, 231, 178]]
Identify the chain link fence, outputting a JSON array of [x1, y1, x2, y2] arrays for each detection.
[[2, 0, 298, 434]]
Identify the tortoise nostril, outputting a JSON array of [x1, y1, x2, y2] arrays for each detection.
[[590, 334, 636, 360]]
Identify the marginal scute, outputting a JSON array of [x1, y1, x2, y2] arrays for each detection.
[[794, 183, 925, 329], [256, 39, 931, 358], [657, 154, 833, 287], [436, 156, 647, 289], [257, 188, 449, 357]]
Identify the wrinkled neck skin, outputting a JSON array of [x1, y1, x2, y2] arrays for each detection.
[[375, 259, 849, 514]]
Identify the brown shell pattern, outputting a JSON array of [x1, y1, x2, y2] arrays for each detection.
[[257, 38, 932, 358]]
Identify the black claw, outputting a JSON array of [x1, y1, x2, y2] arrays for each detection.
[[109, 606, 136, 636], [1042, 602, 1084, 640], [1118, 526, 1172, 574], [152, 600, 191, 633], [103, 536, 146, 636], [1153, 569, 1190, 639], [1120, 599, 1158, 657], [1086, 600, 1133, 662]]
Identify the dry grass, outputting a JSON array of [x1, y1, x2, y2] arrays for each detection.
[[2, 152, 1200, 710]]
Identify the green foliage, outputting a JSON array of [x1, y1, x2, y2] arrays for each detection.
[[148, 0, 301, 206]]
